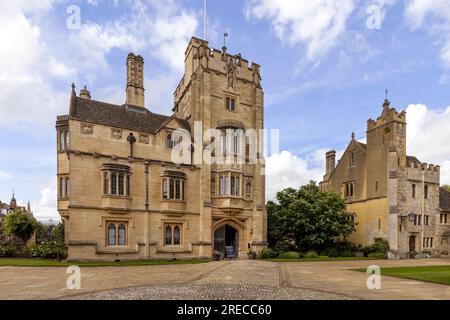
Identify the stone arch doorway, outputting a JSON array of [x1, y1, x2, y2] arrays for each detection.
[[213, 224, 239, 258], [409, 235, 416, 254]]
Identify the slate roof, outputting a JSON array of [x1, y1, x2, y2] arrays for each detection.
[[65, 96, 190, 134], [440, 188, 450, 212]]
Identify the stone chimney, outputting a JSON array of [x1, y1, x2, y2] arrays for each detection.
[[325, 150, 336, 178], [79, 86, 91, 99], [126, 53, 145, 108]]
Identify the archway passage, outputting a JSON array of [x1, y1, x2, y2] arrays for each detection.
[[214, 224, 239, 258], [409, 235, 416, 253]]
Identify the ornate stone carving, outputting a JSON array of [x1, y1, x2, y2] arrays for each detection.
[[226, 57, 237, 89], [81, 123, 93, 135], [139, 133, 149, 144], [111, 128, 123, 140], [216, 119, 244, 129], [252, 64, 261, 88]]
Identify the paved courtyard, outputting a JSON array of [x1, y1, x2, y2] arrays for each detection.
[[0, 259, 449, 300]]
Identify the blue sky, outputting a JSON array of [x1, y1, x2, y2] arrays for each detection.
[[1, 0, 450, 221]]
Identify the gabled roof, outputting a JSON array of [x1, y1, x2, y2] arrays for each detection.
[[440, 188, 450, 212], [67, 97, 190, 134]]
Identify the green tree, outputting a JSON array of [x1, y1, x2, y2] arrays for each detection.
[[3, 209, 36, 244], [35, 221, 65, 245], [442, 184, 450, 192], [266, 181, 356, 251], [52, 222, 65, 245]]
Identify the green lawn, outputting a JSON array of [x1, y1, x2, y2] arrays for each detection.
[[268, 256, 380, 262], [0, 258, 211, 267], [357, 265, 450, 286]]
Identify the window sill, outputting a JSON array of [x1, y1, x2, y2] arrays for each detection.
[[102, 195, 131, 199]]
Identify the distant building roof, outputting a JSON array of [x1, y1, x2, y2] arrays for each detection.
[[440, 188, 450, 212], [66, 96, 190, 134]]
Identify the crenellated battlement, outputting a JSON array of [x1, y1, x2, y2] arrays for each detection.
[[367, 99, 406, 132], [406, 160, 440, 172], [174, 37, 262, 102]]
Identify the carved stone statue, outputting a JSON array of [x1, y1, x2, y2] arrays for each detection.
[[111, 128, 122, 140], [226, 57, 237, 89]]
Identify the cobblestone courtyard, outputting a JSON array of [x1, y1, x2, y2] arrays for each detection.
[[0, 259, 449, 300]]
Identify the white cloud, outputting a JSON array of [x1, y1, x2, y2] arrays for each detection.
[[67, 1, 198, 73], [404, 0, 450, 68], [0, 172, 12, 181], [0, 2, 74, 129], [406, 103, 450, 184], [245, 0, 356, 60], [265, 150, 325, 201], [31, 178, 59, 222]]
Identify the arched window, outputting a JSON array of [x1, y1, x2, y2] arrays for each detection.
[[169, 179, 175, 199], [219, 176, 224, 195], [412, 184, 416, 198], [424, 185, 428, 199], [59, 177, 64, 198], [108, 223, 116, 245], [175, 180, 181, 199], [231, 176, 235, 195], [126, 175, 130, 196], [225, 175, 229, 195], [103, 172, 109, 194], [166, 133, 173, 149], [60, 130, 65, 151], [173, 225, 181, 245], [118, 174, 124, 195], [349, 152, 356, 168], [65, 178, 70, 197], [165, 225, 172, 245], [236, 176, 240, 196], [111, 172, 117, 195], [118, 224, 126, 245], [162, 178, 168, 199]]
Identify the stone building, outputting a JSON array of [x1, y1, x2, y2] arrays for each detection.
[[56, 37, 267, 261], [320, 99, 450, 259]]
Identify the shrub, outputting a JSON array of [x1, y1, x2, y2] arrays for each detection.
[[320, 241, 361, 257], [0, 243, 17, 257], [363, 238, 390, 256], [297, 252, 305, 258], [278, 251, 300, 259], [304, 250, 319, 259], [273, 241, 297, 253], [27, 242, 67, 260], [367, 252, 387, 259], [259, 248, 279, 259]]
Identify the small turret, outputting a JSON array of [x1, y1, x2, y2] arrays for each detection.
[[10, 192, 16, 210], [79, 86, 91, 100]]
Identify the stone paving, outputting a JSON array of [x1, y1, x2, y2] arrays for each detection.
[[0, 258, 449, 300], [68, 260, 345, 300]]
